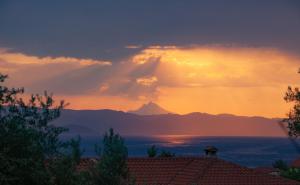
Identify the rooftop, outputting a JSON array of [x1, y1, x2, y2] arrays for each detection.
[[77, 157, 300, 185]]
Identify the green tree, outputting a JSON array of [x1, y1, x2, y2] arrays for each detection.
[[147, 145, 158, 158], [281, 168, 300, 181], [0, 74, 83, 185], [91, 128, 134, 185], [48, 137, 89, 185], [279, 69, 300, 182], [282, 69, 300, 137]]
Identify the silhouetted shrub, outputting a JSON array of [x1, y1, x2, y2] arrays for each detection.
[[91, 128, 135, 185], [147, 145, 158, 158], [159, 150, 175, 158]]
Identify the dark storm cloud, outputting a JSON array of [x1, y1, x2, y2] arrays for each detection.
[[0, 0, 299, 61]]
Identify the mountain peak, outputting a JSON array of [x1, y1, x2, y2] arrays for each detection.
[[143, 101, 156, 107], [129, 102, 171, 115]]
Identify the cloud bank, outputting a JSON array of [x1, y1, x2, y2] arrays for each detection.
[[1, 46, 299, 117]]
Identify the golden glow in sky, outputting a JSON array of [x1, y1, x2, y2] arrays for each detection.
[[1, 46, 299, 118]]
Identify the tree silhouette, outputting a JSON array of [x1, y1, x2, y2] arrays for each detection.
[[147, 145, 158, 158], [91, 128, 135, 185], [282, 69, 300, 137], [0, 74, 84, 185], [159, 150, 175, 158]]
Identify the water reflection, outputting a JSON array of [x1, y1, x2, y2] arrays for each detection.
[[153, 135, 196, 146]]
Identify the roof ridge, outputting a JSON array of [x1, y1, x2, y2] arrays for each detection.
[[166, 158, 196, 185]]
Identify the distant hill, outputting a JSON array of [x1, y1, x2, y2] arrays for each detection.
[[52, 109, 286, 137], [128, 102, 171, 115]]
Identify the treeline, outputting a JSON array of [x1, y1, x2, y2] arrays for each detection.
[[0, 74, 134, 185]]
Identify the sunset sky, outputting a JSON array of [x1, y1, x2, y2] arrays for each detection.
[[0, 0, 300, 118]]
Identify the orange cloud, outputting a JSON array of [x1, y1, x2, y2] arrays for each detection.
[[125, 45, 143, 49], [0, 49, 111, 66], [1, 46, 300, 118], [130, 46, 300, 117], [132, 46, 300, 88], [136, 76, 158, 86], [99, 84, 109, 93], [0, 49, 112, 94]]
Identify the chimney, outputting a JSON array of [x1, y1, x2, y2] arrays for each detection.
[[204, 146, 218, 157]]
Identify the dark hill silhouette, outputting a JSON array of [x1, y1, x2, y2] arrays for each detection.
[[52, 109, 285, 137]]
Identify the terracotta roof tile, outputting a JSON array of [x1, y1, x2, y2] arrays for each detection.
[[76, 157, 300, 185], [197, 159, 297, 185], [254, 167, 280, 175]]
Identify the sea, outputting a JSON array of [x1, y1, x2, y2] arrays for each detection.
[[70, 135, 300, 168]]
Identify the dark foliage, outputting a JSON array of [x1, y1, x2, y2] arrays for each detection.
[[91, 128, 135, 185], [281, 168, 300, 181], [147, 145, 158, 158], [282, 69, 300, 137], [0, 74, 85, 185], [272, 160, 288, 171], [159, 150, 175, 158]]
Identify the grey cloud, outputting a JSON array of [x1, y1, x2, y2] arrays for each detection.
[[0, 0, 299, 61]]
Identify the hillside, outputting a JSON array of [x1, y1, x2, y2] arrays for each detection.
[[52, 109, 285, 137]]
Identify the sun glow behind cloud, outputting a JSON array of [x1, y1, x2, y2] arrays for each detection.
[[131, 46, 300, 117], [132, 46, 299, 87], [1, 46, 299, 117]]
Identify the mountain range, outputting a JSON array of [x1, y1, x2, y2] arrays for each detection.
[[52, 103, 286, 137]]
